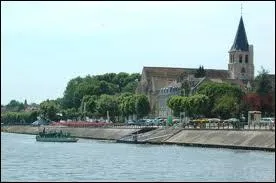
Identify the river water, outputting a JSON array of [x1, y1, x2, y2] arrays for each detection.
[[1, 132, 275, 181]]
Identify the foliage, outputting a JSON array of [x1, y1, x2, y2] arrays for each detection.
[[62, 73, 140, 109], [39, 100, 60, 121], [1, 111, 38, 125], [180, 80, 190, 97], [135, 95, 150, 119], [252, 67, 274, 116], [5, 100, 25, 112], [212, 95, 239, 119], [122, 81, 139, 93], [194, 65, 206, 78], [61, 108, 80, 120], [96, 95, 119, 122], [254, 67, 273, 96], [167, 94, 210, 117], [240, 93, 261, 116], [197, 81, 244, 117], [80, 95, 97, 115]]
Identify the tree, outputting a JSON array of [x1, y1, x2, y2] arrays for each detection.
[[24, 99, 28, 109], [39, 100, 60, 121], [253, 67, 274, 116], [197, 81, 244, 117], [254, 67, 273, 96], [1, 111, 39, 125], [80, 95, 97, 118], [6, 100, 25, 112], [135, 95, 150, 119], [61, 72, 141, 110], [96, 95, 119, 122], [180, 80, 190, 97], [188, 94, 210, 118], [194, 65, 206, 78], [122, 82, 139, 93], [212, 95, 239, 119], [62, 76, 83, 109], [167, 94, 210, 118], [113, 72, 129, 92], [167, 96, 184, 117]]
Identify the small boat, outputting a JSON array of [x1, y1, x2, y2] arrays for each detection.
[[36, 128, 78, 142], [36, 136, 78, 142]]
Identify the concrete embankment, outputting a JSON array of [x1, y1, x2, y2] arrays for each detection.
[[1, 125, 275, 151], [163, 129, 275, 151], [118, 127, 275, 151], [1, 125, 139, 140]]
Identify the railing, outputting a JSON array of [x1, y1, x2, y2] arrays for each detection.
[[180, 122, 275, 131], [2, 122, 275, 131]]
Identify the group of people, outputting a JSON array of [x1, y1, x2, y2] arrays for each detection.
[[38, 128, 71, 138]]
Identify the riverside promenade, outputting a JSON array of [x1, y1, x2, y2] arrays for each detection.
[[1, 125, 275, 151]]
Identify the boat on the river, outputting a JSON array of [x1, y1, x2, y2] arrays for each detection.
[[36, 128, 78, 142]]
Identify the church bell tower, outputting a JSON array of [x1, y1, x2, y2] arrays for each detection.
[[228, 11, 254, 82]]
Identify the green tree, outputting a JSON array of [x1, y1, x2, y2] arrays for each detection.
[[194, 65, 206, 78], [135, 94, 150, 119], [39, 100, 60, 121], [61, 108, 80, 120], [180, 80, 190, 96], [62, 76, 83, 108], [96, 95, 119, 122], [212, 95, 239, 119], [167, 96, 184, 117], [197, 81, 244, 117], [113, 72, 129, 92], [188, 94, 210, 118], [122, 81, 139, 93], [253, 67, 274, 116], [6, 100, 25, 112], [1, 111, 38, 125], [254, 67, 273, 96], [80, 95, 97, 118]]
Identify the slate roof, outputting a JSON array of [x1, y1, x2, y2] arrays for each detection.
[[230, 16, 249, 52], [142, 66, 229, 80]]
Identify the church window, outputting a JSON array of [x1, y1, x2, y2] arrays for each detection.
[[239, 55, 242, 63], [241, 67, 245, 73], [245, 55, 248, 63]]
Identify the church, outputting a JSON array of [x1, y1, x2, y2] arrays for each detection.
[[136, 14, 257, 117]]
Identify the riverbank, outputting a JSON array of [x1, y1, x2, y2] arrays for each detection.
[[1, 125, 140, 140], [1, 125, 275, 151]]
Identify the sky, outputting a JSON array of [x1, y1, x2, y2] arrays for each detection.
[[1, 1, 275, 105]]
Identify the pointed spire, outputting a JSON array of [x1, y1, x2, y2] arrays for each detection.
[[230, 16, 249, 52], [241, 3, 243, 16]]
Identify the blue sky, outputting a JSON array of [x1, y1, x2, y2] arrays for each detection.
[[1, 1, 275, 105]]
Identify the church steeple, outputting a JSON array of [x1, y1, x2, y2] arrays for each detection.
[[230, 16, 249, 51], [228, 11, 254, 82]]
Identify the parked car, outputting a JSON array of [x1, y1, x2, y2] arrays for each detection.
[[208, 118, 221, 123], [260, 117, 275, 124], [224, 118, 240, 123], [31, 120, 48, 126], [125, 120, 136, 126], [145, 119, 162, 126], [136, 119, 146, 126]]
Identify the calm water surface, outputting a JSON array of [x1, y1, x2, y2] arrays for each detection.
[[1, 132, 275, 181]]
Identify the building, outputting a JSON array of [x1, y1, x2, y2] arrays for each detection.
[[136, 14, 274, 117], [136, 67, 229, 116], [228, 16, 254, 82], [158, 82, 181, 117]]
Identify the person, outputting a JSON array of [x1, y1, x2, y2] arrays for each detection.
[[59, 130, 63, 137]]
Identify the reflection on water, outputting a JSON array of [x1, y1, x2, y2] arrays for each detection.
[[1, 132, 275, 181]]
